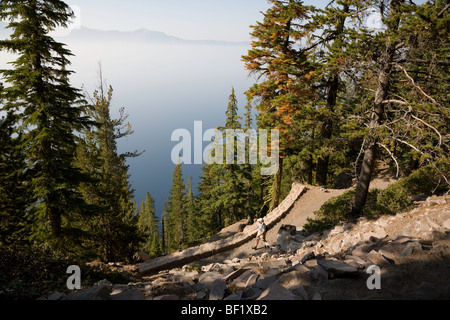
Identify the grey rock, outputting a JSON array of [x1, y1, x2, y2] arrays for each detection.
[[313, 264, 329, 281], [228, 270, 255, 290], [112, 283, 129, 293], [401, 241, 422, 257], [196, 290, 208, 300], [317, 260, 358, 277], [224, 291, 243, 300], [277, 270, 307, 289], [251, 274, 278, 290], [291, 284, 308, 300], [242, 286, 263, 300], [245, 274, 260, 288], [311, 292, 322, 300], [299, 251, 315, 264], [47, 292, 66, 300], [191, 282, 206, 292], [225, 268, 249, 284], [198, 271, 224, 289], [256, 282, 302, 300], [153, 294, 179, 300], [63, 285, 110, 300], [209, 279, 227, 300], [259, 259, 288, 270], [366, 250, 395, 265], [109, 289, 145, 300], [277, 225, 298, 252]]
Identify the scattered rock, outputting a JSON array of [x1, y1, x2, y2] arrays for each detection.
[[256, 282, 302, 300]]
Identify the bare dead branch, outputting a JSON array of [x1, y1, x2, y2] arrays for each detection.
[[407, 107, 443, 146], [438, 3, 450, 17], [382, 99, 407, 105], [353, 139, 366, 179], [378, 142, 399, 178], [395, 63, 438, 104]]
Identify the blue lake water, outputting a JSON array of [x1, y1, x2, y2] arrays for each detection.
[[66, 40, 257, 218]]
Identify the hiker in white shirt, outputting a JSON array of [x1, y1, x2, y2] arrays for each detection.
[[252, 218, 269, 250]]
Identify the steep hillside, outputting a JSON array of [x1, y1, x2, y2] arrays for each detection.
[[41, 175, 450, 300]]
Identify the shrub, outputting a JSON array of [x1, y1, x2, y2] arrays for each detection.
[[377, 160, 449, 215], [0, 243, 133, 300]]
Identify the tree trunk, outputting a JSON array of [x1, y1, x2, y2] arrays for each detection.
[[316, 75, 339, 186], [271, 157, 283, 210], [316, 5, 348, 187], [351, 0, 402, 216], [307, 154, 314, 185], [161, 217, 166, 254]]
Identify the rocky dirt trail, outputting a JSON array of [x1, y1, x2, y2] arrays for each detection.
[[198, 175, 397, 266], [42, 177, 450, 300], [197, 186, 349, 265]]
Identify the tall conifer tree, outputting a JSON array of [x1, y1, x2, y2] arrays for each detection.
[[0, 0, 91, 248], [0, 111, 29, 245], [76, 69, 141, 261], [242, 0, 316, 209], [137, 192, 161, 258], [166, 160, 187, 251]]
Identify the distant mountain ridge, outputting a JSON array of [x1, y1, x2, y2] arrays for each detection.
[[66, 27, 250, 46], [0, 21, 250, 46]]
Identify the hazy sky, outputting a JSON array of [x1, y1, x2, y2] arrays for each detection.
[[68, 0, 331, 41]]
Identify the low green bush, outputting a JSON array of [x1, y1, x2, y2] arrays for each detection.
[[0, 243, 133, 300]]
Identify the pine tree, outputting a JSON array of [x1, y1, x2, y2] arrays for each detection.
[[0, 0, 91, 248], [137, 192, 161, 258], [76, 69, 141, 261], [242, 0, 316, 209], [161, 201, 170, 254], [309, 1, 351, 186], [218, 88, 249, 224], [166, 160, 187, 251], [0, 111, 30, 245], [185, 176, 202, 246], [350, 0, 449, 215], [197, 155, 225, 238]]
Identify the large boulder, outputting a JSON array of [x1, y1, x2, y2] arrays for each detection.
[[277, 225, 303, 252]]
